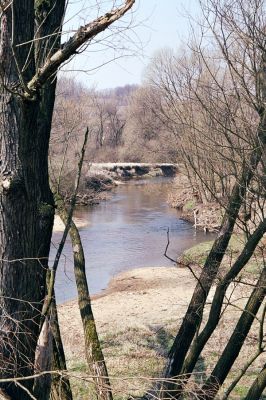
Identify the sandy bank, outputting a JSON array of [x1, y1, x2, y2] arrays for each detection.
[[53, 214, 89, 233], [58, 265, 258, 399], [58, 266, 199, 357]]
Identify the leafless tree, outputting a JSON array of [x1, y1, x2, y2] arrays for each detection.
[[0, 1, 135, 399], [139, 1, 266, 398]]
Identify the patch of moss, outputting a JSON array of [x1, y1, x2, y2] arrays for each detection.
[[38, 202, 54, 218], [183, 199, 196, 211], [35, 0, 53, 20], [35, 0, 52, 10]]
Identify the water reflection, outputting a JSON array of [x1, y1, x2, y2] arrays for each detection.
[[52, 178, 215, 303]]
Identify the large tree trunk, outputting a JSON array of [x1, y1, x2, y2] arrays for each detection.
[[0, 1, 134, 398], [0, 2, 64, 398]]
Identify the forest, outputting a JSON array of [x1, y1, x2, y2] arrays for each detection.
[[0, 1, 265, 400]]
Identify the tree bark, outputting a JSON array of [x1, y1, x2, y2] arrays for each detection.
[[0, 1, 135, 398], [0, 2, 54, 398], [50, 296, 73, 400], [55, 192, 112, 400], [182, 219, 266, 376], [161, 108, 266, 387], [163, 157, 261, 381], [244, 363, 266, 400], [33, 318, 53, 400], [201, 267, 266, 399]]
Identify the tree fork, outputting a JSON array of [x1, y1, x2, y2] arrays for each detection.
[[163, 141, 263, 380], [182, 218, 266, 377]]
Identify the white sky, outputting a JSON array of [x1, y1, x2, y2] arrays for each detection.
[[62, 0, 201, 89]]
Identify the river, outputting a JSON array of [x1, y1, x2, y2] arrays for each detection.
[[52, 177, 214, 303]]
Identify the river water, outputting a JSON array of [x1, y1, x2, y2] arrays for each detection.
[[52, 178, 214, 303]]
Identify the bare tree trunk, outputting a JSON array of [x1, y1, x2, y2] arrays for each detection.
[[54, 192, 113, 400], [182, 219, 266, 376], [50, 296, 73, 400], [33, 318, 53, 400], [201, 267, 266, 399], [0, 3, 55, 398], [158, 112, 266, 398], [0, 2, 135, 398], [244, 363, 266, 400], [164, 152, 262, 379]]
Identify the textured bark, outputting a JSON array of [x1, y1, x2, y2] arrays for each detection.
[[0, 1, 135, 399], [201, 267, 266, 399], [0, 3, 54, 399], [244, 364, 266, 400], [0, 2, 65, 398], [182, 219, 266, 376], [33, 318, 53, 400], [50, 296, 73, 400]]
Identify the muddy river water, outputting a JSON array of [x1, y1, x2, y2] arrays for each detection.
[[52, 178, 214, 303]]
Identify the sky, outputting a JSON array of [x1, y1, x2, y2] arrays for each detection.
[[62, 0, 201, 89]]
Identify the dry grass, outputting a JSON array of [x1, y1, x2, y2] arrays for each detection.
[[58, 264, 265, 399]]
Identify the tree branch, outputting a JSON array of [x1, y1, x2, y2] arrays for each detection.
[[26, 0, 135, 98]]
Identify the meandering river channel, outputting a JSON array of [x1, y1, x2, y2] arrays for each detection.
[[52, 177, 214, 303]]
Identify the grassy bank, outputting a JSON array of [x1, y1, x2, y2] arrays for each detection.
[[178, 234, 263, 276]]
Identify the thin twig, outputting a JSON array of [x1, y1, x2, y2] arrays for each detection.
[[164, 228, 177, 263], [41, 127, 89, 319]]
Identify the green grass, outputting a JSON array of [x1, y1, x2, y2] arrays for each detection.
[[178, 234, 245, 267], [70, 361, 87, 373], [68, 325, 173, 399], [183, 199, 196, 211], [179, 240, 213, 266], [233, 385, 249, 397], [69, 361, 95, 400]]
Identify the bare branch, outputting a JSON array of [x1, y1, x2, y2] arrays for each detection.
[[26, 0, 135, 98]]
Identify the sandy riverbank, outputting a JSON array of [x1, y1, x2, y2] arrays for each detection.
[[53, 214, 89, 232], [59, 265, 198, 335], [58, 263, 259, 399], [58, 266, 200, 397]]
